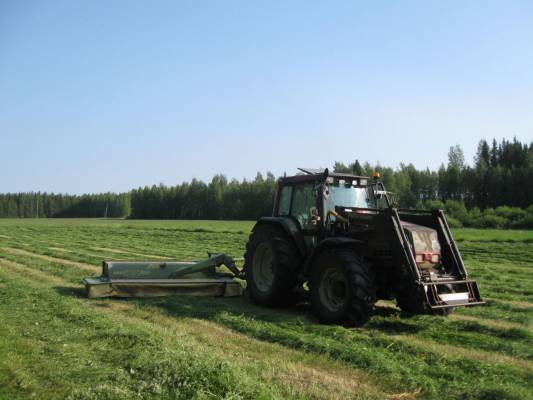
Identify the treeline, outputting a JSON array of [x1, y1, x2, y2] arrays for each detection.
[[1, 138, 532, 227], [418, 200, 533, 229], [334, 137, 533, 210], [0, 193, 130, 218], [130, 173, 277, 220], [127, 137, 531, 223]]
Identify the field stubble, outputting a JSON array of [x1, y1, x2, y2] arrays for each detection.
[[0, 219, 531, 400]]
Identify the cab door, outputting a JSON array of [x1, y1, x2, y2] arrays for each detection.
[[289, 183, 319, 250]]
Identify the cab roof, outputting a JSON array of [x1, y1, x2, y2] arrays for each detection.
[[278, 168, 370, 184]]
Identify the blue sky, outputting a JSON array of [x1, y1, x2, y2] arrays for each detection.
[[1, 1, 532, 194]]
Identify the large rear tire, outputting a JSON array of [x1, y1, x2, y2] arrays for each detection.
[[311, 250, 376, 325], [244, 224, 301, 307]]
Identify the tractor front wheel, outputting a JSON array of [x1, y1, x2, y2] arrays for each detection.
[[311, 250, 376, 325]]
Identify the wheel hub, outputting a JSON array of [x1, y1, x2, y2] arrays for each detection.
[[319, 268, 348, 312], [252, 243, 274, 292]]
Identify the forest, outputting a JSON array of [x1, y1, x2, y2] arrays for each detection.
[[1, 138, 532, 228]]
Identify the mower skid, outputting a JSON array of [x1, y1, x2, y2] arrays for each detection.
[[421, 279, 485, 309], [83, 277, 242, 299]]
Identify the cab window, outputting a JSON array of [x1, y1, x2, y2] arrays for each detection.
[[291, 184, 316, 229], [324, 184, 376, 213], [278, 186, 292, 216]]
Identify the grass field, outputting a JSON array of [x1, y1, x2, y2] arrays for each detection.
[[0, 219, 531, 400]]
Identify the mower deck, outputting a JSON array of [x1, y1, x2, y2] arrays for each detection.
[[82, 254, 243, 299]]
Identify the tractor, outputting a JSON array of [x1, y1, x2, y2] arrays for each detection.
[[243, 168, 484, 325]]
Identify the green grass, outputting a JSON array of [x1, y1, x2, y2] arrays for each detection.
[[0, 219, 531, 400]]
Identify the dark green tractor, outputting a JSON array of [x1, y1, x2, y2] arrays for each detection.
[[244, 168, 484, 325]]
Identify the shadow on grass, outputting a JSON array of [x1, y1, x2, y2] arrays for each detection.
[[146, 294, 427, 335], [373, 304, 401, 317], [55, 286, 86, 298], [54, 285, 428, 337], [142, 294, 317, 325]]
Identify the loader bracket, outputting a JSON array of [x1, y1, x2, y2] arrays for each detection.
[[421, 279, 485, 309]]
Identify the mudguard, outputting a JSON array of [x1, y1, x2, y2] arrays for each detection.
[[254, 217, 307, 257], [304, 237, 364, 275]]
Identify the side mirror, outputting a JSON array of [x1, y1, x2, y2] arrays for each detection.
[[323, 185, 330, 198]]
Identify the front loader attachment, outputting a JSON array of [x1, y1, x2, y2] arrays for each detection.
[[82, 253, 243, 299], [391, 208, 485, 310]]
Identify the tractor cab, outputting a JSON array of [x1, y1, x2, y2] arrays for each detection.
[[274, 168, 390, 234]]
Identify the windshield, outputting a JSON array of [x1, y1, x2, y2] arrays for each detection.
[[324, 184, 376, 212]]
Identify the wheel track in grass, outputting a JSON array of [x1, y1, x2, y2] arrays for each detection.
[[1, 255, 531, 398], [47, 247, 74, 253], [21, 245, 120, 263], [480, 286, 533, 301], [11, 237, 239, 259], [366, 316, 533, 361], [1, 233, 166, 258], [7, 232, 241, 265], [2, 248, 99, 273], [5, 237, 224, 268], [376, 301, 531, 332], [475, 264, 533, 273], [390, 334, 532, 371], [451, 313, 532, 332], [9, 227, 246, 259], [22, 234, 175, 259], [488, 298, 533, 310], [0, 258, 68, 286], [0, 257, 392, 400], [14, 235, 198, 261], [457, 301, 532, 326], [91, 247, 172, 259]]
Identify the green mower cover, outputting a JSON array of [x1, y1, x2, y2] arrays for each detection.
[[82, 255, 243, 298]]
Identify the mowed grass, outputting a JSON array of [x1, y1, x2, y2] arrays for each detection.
[[0, 219, 531, 400]]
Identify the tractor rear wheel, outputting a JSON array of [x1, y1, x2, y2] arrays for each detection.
[[244, 224, 301, 307], [311, 250, 376, 325]]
